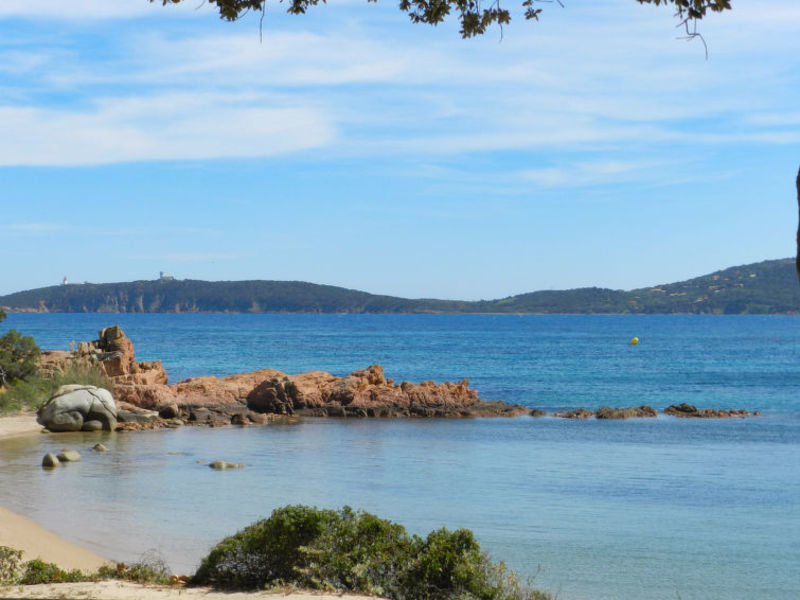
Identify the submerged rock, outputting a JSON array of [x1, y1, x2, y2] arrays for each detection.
[[92, 443, 108, 452], [664, 404, 755, 418], [553, 408, 595, 419], [209, 461, 246, 470], [57, 449, 81, 462], [596, 405, 657, 419], [41, 453, 60, 468], [529, 409, 547, 417]]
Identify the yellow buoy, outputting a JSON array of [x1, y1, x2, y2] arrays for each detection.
[[630, 337, 639, 345]]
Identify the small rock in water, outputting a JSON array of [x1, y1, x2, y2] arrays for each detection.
[[529, 409, 547, 417], [42, 453, 60, 468], [57, 449, 82, 462], [92, 443, 108, 452], [209, 461, 245, 470]]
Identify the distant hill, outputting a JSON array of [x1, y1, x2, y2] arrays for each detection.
[[1, 258, 798, 315]]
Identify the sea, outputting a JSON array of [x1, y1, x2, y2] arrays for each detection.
[[0, 313, 798, 600]]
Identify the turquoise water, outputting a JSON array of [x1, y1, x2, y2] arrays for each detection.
[[1, 314, 799, 600]]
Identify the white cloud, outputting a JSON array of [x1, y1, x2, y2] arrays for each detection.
[[0, 0, 202, 21], [0, 0, 798, 165], [0, 92, 335, 166], [0, 223, 66, 232], [521, 160, 665, 187]]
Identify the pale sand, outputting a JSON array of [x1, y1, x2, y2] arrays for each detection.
[[0, 506, 112, 573], [0, 413, 42, 441], [0, 580, 377, 600]]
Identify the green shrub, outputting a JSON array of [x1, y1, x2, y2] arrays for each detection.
[[115, 550, 173, 585], [192, 506, 552, 600], [192, 505, 338, 589], [0, 545, 23, 583], [0, 378, 50, 414], [401, 528, 499, 600], [18, 559, 86, 584], [0, 329, 40, 383], [299, 506, 415, 597]]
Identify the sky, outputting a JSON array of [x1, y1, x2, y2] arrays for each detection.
[[0, 0, 798, 300]]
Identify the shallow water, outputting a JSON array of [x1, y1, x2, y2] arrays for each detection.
[[1, 314, 799, 600]]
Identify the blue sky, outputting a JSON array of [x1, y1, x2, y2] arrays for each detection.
[[0, 0, 798, 300]]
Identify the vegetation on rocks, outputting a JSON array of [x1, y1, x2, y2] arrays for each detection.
[[192, 505, 551, 600], [0, 360, 113, 415]]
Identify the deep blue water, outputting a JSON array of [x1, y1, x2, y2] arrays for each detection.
[[1, 314, 799, 600]]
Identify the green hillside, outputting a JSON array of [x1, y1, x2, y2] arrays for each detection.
[[1, 258, 798, 314]]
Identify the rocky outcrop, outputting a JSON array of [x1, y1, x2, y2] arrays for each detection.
[[39, 326, 168, 387], [244, 365, 526, 418], [42, 327, 758, 429], [596, 405, 657, 419], [532, 404, 757, 419], [664, 403, 758, 418], [553, 408, 595, 419], [42, 327, 526, 425], [37, 385, 117, 432]]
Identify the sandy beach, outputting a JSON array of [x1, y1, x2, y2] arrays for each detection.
[[0, 580, 377, 600], [0, 413, 42, 441]]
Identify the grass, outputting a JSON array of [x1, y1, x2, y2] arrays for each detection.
[[0, 362, 114, 415]]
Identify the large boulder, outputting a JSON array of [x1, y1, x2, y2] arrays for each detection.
[[37, 385, 117, 432]]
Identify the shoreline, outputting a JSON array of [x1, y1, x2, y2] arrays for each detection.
[[0, 416, 375, 599], [0, 415, 111, 572], [0, 412, 42, 441], [0, 505, 111, 573]]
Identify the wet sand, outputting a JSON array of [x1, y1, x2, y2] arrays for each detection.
[[0, 413, 42, 441]]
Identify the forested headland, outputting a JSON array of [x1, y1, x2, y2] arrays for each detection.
[[1, 258, 797, 315]]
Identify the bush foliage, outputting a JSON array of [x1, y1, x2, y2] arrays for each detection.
[[0, 329, 40, 384], [192, 505, 551, 600], [0, 545, 173, 587]]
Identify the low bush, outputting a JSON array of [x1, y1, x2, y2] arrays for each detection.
[[0, 545, 23, 582], [19, 559, 86, 584], [0, 547, 88, 586], [192, 505, 552, 600], [298, 506, 415, 597], [0, 329, 40, 384], [97, 550, 172, 585], [193, 504, 338, 589]]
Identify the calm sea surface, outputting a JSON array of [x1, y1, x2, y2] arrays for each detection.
[[1, 314, 799, 600]]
